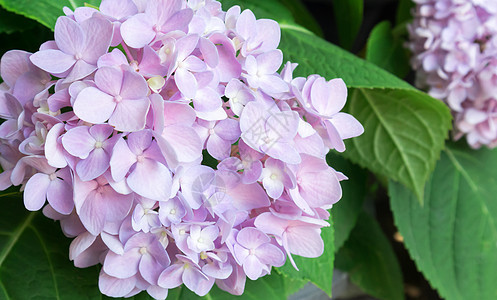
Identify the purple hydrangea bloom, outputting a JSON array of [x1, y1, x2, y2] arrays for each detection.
[[0, 0, 364, 298], [409, 0, 497, 148]]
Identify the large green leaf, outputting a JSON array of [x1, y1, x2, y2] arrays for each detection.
[[277, 217, 334, 296], [0, 0, 101, 29], [335, 211, 404, 300], [326, 153, 368, 251], [366, 21, 410, 78], [332, 0, 363, 50], [0, 192, 103, 299], [0, 8, 36, 34], [389, 143, 497, 300]]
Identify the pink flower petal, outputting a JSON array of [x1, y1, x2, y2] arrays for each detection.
[[109, 99, 150, 132], [73, 87, 116, 124], [62, 126, 95, 159], [23, 173, 50, 211], [127, 159, 172, 201]]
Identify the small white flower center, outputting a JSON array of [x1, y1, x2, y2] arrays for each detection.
[[249, 248, 256, 255], [179, 229, 186, 235], [114, 95, 123, 103], [208, 128, 215, 135], [197, 237, 204, 243], [136, 154, 145, 163], [74, 53, 83, 60], [94, 141, 103, 148], [270, 173, 278, 180], [49, 173, 57, 181], [170, 209, 176, 215], [262, 136, 272, 144], [139, 247, 148, 255]]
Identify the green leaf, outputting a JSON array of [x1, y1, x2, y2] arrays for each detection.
[[396, 0, 415, 26], [0, 192, 104, 299], [335, 211, 404, 300], [0, 0, 101, 29], [389, 142, 497, 300], [276, 0, 323, 37], [277, 216, 334, 296], [366, 21, 410, 78], [326, 153, 368, 251], [332, 0, 363, 50], [0, 8, 36, 34]]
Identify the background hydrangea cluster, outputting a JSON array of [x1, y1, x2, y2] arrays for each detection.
[[408, 0, 497, 148], [0, 0, 363, 298]]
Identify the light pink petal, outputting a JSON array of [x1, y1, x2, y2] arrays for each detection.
[[183, 56, 206, 72], [54, 17, 84, 54], [63, 59, 96, 82], [227, 182, 270, 211], [97, 48, 128, 68], [237, 227, 270, 249], [206, 135, 231, 160], [139, 254, 162, 284], [199, 38, 218, 68], [139, 45, 168, 77], [175, 34, 199, 62], [94, 66, 123, 96], [47, 178, 74, 215], [158, 264, 184, 288], [311, 78, 347, 117], [243, 255, 264, 280], [73, 87, 116, 124], [254, 212, 287, 238], [160, 8, 193, 34], [259, 75, 289, 95], [147, 285, 168, 300], [0, 50, 30, 87], [160, 124, 202, 163], [254, 19, 280, 53], [45, 123, 68, 168], [127, 130, 153, 155], [163, 102, 196, 126], [257, 50, 282, 74], [256, 243, 285, 266], [110, 137, 137, 181], [215, 118, 241, 141], [127, 159, 172, 201], [285, 224, 324, 257], [80, 16, 113, 63], [109, 99, 150, 132], [210, 33, 241, 82], [104, 249, 141, 278], [329, 112, 364, 140], [236, 9, 256, 40], [121, 13, 155, 48], [120, 69, 149, 100], [69, 231, 97, 261], [23, 173, 50, 211], [90, 124, 114, 141], [62, 126, 95, 159], [76, 148, 110, 181], [100, 0, 138, 20], [192, 87, 221, 112], [175, 68, 197, 99], [99, 271, 136, 298], [262, 176, 284, 199], [29, 50, 75, 74]]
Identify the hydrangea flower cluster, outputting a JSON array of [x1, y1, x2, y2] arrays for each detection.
[[0, 0, 363, 298], [408, 0, 497, 148]]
